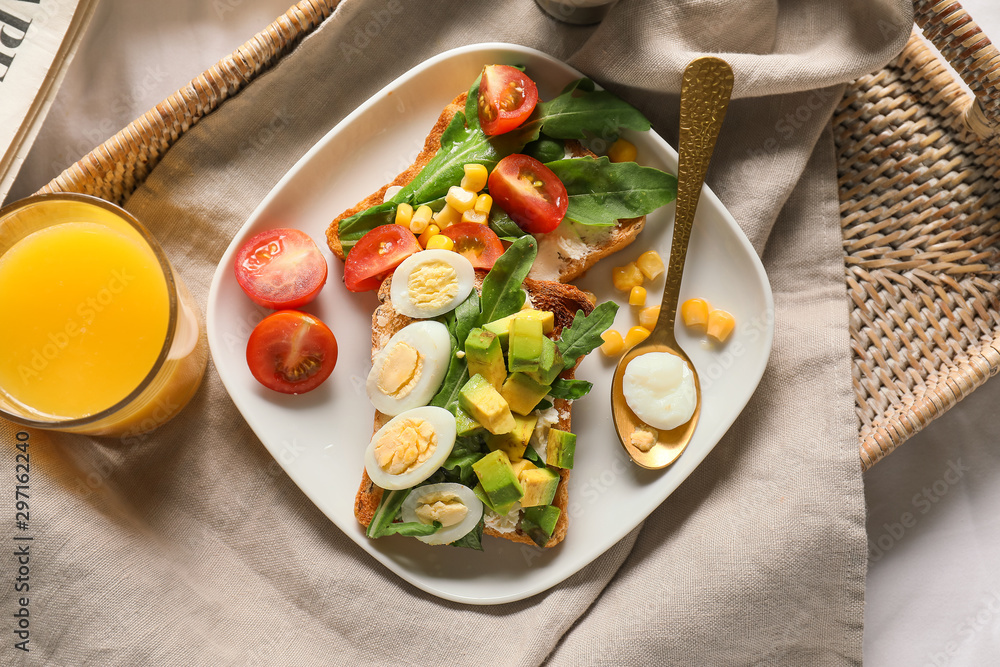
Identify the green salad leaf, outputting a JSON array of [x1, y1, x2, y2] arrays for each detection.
[[449, 516, 485, 551], [548, 378, 594, 400], [521, 78, 651, 142], [557, 301, 620, 367], [367, 489, 441, 539], [548, 156, 678, 226], [428, 332, 469, 415], [454, 290, 481, 354], [438, 436, 487, 486], [478, 236, 536, 325], [488, 208, 530, 242]]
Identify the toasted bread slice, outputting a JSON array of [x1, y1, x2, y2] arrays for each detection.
[[355, 273, 595, 548], [326, 92, 645, 283]]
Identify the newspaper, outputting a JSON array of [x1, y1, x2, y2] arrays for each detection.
[[0, 0, 100, 204]]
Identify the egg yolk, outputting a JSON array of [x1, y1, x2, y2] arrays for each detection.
[[630, 425, 659, 452], [374, 417, 437, 475], [413, 491, 468, 527], [377, 342, 422, 399], [407, 260, 458, 311]]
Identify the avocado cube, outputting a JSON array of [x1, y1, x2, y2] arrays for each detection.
[[508, 317, 544, 373], [459, 374, 515, 435], [473, 482, 516, 515], [472, 450, 524, 509], [483, 309, 555, 348], [455, 406, 484, 437], [521, 505, 561, 547], [501, 372, 551, 416], [546, 428, 576, 469], [465, 328, 506, 391], [520, 468, 561, 507], [526, 337, 565, 386], [510, 458, 537, 479], [487, 413, 538, 461]]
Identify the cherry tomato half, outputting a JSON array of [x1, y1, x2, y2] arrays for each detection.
[[343, 224, 422, 292], [246, 310, 338, 394], [440, 223, 504, 270], [487, 154, 568, 234], [234, 228, 328, 309], [477, 65, 539, 136]]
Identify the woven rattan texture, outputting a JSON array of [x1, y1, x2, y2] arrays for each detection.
[[836, 31, 1000, 470]]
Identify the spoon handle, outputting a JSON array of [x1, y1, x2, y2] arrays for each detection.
[[656, 57, 734, 338]]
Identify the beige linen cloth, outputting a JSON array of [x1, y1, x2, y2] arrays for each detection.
[[1, 0, 911, 663]]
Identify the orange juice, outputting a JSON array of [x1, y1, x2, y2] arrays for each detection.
[[0, 222, 170, 418]]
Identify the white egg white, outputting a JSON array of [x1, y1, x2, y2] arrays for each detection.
[[389, 249, 475, 319], [366, 321, 451, 416], [401, 482, 484, 545], [623, 352, 697, 430], [364, 406, 457, 490]]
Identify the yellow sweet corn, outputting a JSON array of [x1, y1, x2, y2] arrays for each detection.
[[426, 234, 455, 251], [707, 309, 736, 342], [461, 209, 488, 225], [636, 250, 664, 280], [446, 185, 477, 213], [410, 205, 433, 234], [612, 262, 643, 291], [607, 138, 637, 163], [639, 305, 660, 330], [600, 330, 624, 356], [395, 203, 414, 229], [474, 193, 493, 215], [681, 298, 710, 331], [629, 286, 646, 306], [433, 203, 461, 228], [418, 224, 441, 248], [461, 164, 489, 192], [624, 325, 651, 348]]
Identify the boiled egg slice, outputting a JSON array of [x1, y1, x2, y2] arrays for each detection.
[[367, 321, 450, 416], [622, 352, 697, 431], [364, 406, 456, 490], [401, 482, 483, 545], [389, 249, 475, 319]]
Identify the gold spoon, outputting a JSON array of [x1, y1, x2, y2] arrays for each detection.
[[611, 56, 734, 469]]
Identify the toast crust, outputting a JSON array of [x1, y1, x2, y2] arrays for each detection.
[[355, 273, 594, 548]]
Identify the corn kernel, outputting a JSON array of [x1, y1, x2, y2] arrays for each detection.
[[629, 286, 646, 306], [707, 309, 735, 342], [639, 305, 660, 330], [607, 138, 637, 163], [681, 298, 710, 331], [582, 290, 597, 305], [433, 203, 461, 228], [600, 330, 624, 356], [612, 262, 643, 291], [418, 224, 441, 248], [474, 193, 493, 215], [446, 186, 477, 213], [426, 234, 455, 251], [395, 203, 414, 228], [461, 209, 488, 225], [624, 326, 651, 348], [461, 164, 489, 192], [636, 250, 665, 280], [410, 205, 433, 234]]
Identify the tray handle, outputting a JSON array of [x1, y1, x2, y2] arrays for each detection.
[[913, 0, 999, 138]]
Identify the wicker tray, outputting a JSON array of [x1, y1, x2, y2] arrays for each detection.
[[37, 0, 1000, 469]]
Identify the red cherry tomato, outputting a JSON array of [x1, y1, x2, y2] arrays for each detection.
[[246, 310, 338, 394], [487, 154, 568, 234], [343, 224, 422, 292], [440, 223, 504, 269], [234, 228, 328, 309], [477, 65, 539, 136]]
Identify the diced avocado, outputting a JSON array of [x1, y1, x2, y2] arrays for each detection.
[[459, 374, 515, 435], [501, 372, 551, 416], [487, 413, 538, 461], [465, 328, 506, 391], [473, 482, 516, 515], [546, 428, 576, 469], [520, 467, 560, 508], [455, 407, 484, 437], [483, 309, 555, 347], [526, 337, 565, 386], [509, 458, 537, 479], [521, 505, 561, 547], [508, 317, 544, 373], [472, 450, 523, 509]]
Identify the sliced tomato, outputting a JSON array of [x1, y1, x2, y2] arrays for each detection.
[[477, 65, 539, 136], [440, 223, 504, 269], [344, 224, 422, 292], [246, 310, 338, 394], [487, 154, 568, 234], [234, 228, 328, 309]]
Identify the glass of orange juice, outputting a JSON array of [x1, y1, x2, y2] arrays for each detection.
[[0, 193, 208, 438]]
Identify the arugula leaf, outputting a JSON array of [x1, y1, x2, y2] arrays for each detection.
[[367, 488, 440, 538], [548, 378, 594, 400], [557, 301, 620, 367], [488, 208, 529, 242], [522, 444, 544, 466], [439, 437, 487, 486], [338, 201, 403, 251], [535, 399, 554, 412], [448, 515, 484, 551], [454, 290, 480, 353], [520, 80, 651, 143], [380, 520, 441, 537], [479, 236, 536, 325], [547, 156, 677, 226], [429, 332, 469, 414]]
